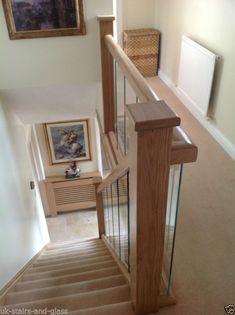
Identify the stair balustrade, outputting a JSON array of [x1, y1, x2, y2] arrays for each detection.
[[96, 16, 198, 315]]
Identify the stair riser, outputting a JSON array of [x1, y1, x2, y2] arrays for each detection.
[[29, 255, 112, 273], [5, 286, 130, 311], [22, 260, 115, 281], [13, 268, 121, 292], [5, 275, 126, 305]]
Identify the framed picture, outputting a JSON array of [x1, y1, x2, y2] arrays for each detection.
[[44, 120, 91, 165], [2, 0, 86, 40]]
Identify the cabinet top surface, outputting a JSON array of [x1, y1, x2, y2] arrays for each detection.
[[44, 171, 101, 183]]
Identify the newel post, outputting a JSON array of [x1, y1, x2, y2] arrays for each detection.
[[127, 101, 180, 315], [97, 16, 115, 134]]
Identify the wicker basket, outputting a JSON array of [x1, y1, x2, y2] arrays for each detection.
[[123, 29, 160, 77], [131, 54, 158, 77]]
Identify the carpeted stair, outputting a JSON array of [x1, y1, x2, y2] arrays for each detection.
[[1, 239, 134, 314]]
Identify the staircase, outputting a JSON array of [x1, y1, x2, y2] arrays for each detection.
[[1, 239, 134, 315]]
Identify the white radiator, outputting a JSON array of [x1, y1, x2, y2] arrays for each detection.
[[177, 36, 218, 117]]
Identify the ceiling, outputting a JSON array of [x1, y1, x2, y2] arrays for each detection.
[[0, 83, 100, 124]]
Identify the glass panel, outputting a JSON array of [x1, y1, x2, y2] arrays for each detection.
[[103, 188, 110, 239], [106, 185, 114, 247], [101, 172, 130, 272], [111, 180, 120, 255], [114, 61, 137, 155], [118, 172, 130, 270], [162, 164, 183, 294]]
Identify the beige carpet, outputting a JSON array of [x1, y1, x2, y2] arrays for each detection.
[[46, 209, 99, 243], [147, 77, 235, 315], [1, 239, 132, 314]]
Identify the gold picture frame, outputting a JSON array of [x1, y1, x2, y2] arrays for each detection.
[[44, 119, 91, 165], [2, 0, 86, 40]]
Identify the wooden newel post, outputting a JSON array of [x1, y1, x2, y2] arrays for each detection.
[[97, 16, 115, 134], [127, 101, 180, 315]]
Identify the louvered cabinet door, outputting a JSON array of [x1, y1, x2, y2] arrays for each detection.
[[43, 174, 101, 216]]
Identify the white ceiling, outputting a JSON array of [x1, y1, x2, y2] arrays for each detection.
[[0, 83, 99, 124]]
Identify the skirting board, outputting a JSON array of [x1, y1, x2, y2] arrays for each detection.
[[158, 69, 235, 161]]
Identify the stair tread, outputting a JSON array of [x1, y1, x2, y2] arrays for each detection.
[[44, 243, 105, 254], [33, 251, 111, 267], [3, 238, 131, 314], [22, 260, 116, 281], [5, 275, 126, 305], [29, 255, 113, 273], [42, 243, 106, 256], [4, 285, 130, 311], [38, 247, 108, 260], [46, 238, 101, 249], [37, 249, 109, 262], [13, 267, 121, 291]]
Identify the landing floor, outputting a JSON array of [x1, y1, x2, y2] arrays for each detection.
[[46, 209, 99, 243]]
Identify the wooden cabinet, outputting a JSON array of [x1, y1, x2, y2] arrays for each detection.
[[40, 172, 101, 216]]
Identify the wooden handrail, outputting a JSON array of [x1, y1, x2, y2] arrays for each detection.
[[97, 157, 129, 193], [105, 34, 158, 103], [171, 126, 198, 164]]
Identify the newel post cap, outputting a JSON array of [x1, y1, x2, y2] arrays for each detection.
[[126, 101, 180, 132]]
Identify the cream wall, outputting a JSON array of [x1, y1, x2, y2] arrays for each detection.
[[155, 0, 235, 148], [122, 0, 156, 31], [0, 0, 113, 89], [0, 100, 49, 290], [35, 118, 98, 177]]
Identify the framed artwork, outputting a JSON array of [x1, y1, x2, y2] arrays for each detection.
[[2, 0, 86, 40], [44, 120, 91, 165]]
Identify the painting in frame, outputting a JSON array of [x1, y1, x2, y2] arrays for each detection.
[[2, 0, 86, 40], [44, 120, 91, 165]]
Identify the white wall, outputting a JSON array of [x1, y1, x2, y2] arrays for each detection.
[[0, 100, 49, 290], [155, 0, 235, 150], [35, 119, 98, 177]]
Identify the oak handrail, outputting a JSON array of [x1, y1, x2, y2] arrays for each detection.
[[105, 34, 158, 103], [97, 157, 129, 193], [170, 126, 198, 164]]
